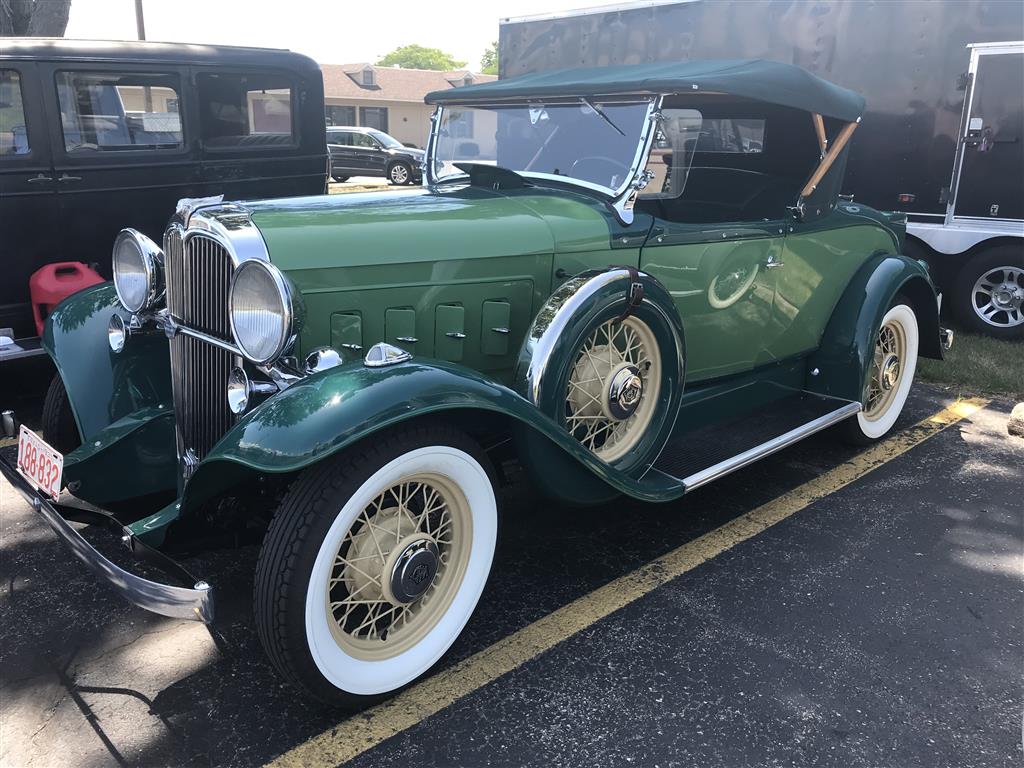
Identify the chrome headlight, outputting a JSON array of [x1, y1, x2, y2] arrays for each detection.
[[228, 260, 302, 364], [112, 229, 164, 313]]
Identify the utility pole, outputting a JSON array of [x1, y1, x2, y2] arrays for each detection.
[[134, 0, 146, 40], [135, 0, 152, 112]]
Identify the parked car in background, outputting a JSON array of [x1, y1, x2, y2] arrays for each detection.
[[0, 39, 328, 348], [327, 126, 423, 184], [3, 60, 951, 708]]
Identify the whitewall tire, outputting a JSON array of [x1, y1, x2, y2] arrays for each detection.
[[843, 302, 919, 443], [254, 424, 498, 706]]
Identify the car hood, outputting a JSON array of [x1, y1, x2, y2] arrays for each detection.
[[390, 146, 425, 158], [243, 185, 620, 274]]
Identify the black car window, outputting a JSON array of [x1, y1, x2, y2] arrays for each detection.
[[197, 72, 295, 149], [56, 71, 183, 152], [352, 132, 378, 149], [327, 130, 352, 146], [0, 70, 30, 156]]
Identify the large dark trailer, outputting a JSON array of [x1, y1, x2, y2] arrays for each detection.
[[499, 1, 1024, 339]]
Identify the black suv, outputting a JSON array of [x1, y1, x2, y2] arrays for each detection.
[[327, 126, 423, 185]]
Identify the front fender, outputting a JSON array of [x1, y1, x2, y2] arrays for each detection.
[[43, 283, 171, 441], [807, 254, 941, 403], [183, 359, 684, 515]]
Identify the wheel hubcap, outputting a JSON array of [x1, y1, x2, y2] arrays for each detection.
[[386, 537, 439, 604], [607, 365, 643, 420], [880, 354, 901, 391], [392, 165, 408, 183], [972, 266, 1024, 328]]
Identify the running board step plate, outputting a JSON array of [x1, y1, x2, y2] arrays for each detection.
[[652, 393, 861, 492]]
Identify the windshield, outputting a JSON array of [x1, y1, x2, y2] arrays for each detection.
[[430, 99, 652, 193], [368, 129, 403, 149]]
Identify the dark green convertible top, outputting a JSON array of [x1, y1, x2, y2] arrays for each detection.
[[426, 59, 864, 122]]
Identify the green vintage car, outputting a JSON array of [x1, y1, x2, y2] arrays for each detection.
[[3, 60, 951, 705]]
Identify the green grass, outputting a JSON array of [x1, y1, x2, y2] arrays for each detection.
[[918, 332, 1024, 400]]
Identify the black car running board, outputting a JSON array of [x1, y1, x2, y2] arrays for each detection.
[[651, 393, 861, 492]]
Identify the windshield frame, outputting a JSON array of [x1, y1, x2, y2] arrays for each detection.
[[423, 96, 662, 204]]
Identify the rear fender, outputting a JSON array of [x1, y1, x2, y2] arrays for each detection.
[[43, 283, 172, 442], [182, 360, 683, 516], [807, 254, 941, 403]]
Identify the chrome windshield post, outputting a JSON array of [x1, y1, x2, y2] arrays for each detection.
[[607, 97, 663, 226], [423, 106, 443, 188]]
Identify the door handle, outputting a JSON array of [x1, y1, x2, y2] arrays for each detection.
[[57, 173, 82, 183], [27, 173, 53, 183]]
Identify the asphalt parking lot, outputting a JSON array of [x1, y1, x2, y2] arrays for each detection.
[[1, 383, 1021, 768]]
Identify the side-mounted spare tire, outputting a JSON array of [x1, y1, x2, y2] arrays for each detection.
[[515, 268, 685, 476]]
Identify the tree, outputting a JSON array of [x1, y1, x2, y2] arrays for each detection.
[[377, 45, 466, 71], [480, 41, 498, 75], [0, 0, 72, 36]]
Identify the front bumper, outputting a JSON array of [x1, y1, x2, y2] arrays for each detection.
[[0, 451, 214, 623]]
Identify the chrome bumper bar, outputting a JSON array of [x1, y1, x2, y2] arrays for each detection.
[[0, 453, 214, 623]]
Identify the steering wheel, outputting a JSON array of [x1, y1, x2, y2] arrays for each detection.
[[569, 156, 630, 188]]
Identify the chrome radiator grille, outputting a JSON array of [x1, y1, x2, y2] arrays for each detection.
[[165, 229, 236, 460]]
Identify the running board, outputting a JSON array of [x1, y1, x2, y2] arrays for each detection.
[[652, 394, 861, 493]]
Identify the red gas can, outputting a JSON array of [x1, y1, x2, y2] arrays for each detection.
[[29, 262, 105, 336]]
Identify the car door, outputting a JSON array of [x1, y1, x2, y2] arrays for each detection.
[[351, 131, 387, 176], [639, 220, 783, 383], [0, 62, 60, 337], [39, 61, 196, 275], [951, 44, 1024, 222], [327, 129, 356, 173]]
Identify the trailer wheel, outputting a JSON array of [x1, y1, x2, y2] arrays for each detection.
[[952, 246, 1024, 340], [41, 374, 81, 454]]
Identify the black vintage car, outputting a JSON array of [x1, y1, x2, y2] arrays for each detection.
[[0, 39, 329, 341], [327, 126, 424, 185]]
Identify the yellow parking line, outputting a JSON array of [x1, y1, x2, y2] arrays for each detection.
[[268, 397, 989, 768]]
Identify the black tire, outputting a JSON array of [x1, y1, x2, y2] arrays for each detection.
[[254, 422, 499, 707], [951, 245, 1024, 340], [331, 175, 349, 183], [41, 374, 81, 454], [387, 160, 414, 186]]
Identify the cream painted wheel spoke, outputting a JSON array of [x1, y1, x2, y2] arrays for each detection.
[[565, 315, 662, 463], [324, 471, 473, 661]]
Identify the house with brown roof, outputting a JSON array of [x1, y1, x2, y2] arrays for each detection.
[[320, 63, 497, 148]]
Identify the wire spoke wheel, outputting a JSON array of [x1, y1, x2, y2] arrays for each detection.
[[324, 472, 471, 661], [565, 315, 662, 462], [863, 320, 906, 421], [972, 265, 1024, 329]]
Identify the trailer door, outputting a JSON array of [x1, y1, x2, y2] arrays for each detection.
[[952, 45, 1024, 222]]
